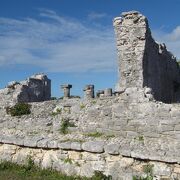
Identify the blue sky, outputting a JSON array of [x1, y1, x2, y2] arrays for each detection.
[[0, 0, 180, 97]]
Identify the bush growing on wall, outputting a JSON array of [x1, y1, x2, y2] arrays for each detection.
[[6, 103, 31, 116]]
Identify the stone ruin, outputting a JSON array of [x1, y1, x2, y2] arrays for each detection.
[[0, 11, 180, 180], [0, 11, 180, 105], [0, 73, 51, 105], [114, 11, 180, 103]]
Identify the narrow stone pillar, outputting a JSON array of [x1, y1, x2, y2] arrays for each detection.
[[61, 84, 72, 98], [84, 85, 94, 99], [104, 88, 112, 97]]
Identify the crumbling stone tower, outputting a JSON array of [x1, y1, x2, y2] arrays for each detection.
[[114, 11, 180, 103]]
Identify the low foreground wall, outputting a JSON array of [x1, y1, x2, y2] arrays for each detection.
[[0, 143, 180, 179], [0, 88, 180, 179]]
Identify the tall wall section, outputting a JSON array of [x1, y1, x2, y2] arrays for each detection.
[[114, 11, 180, 103]]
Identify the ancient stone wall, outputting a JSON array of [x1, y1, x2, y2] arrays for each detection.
[[0, 11, 180, 179], [114, 11, 180, 103], [0, 89, 180, 179], [0, 73, 51, 105]]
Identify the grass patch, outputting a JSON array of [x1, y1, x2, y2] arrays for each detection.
[[60, 139, 85, 143], [60, 119, 76, 134], [91, 100, 97, 104], [6, 103, 31, 116], [51, 108, 62, 116], [85, 132, 103, 138], [105, 134, 115, 139], [80, 104, 86, 109], [64, 158, 73, 164], [0, 161, 112, 180], [134, 135, 144, 142], [133, 164, 154, 180]]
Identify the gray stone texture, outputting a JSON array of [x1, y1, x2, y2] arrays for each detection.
[[0, 73, 51, 104], [61, 84, 72, 98], [114, 11, 180, 103], [83, 85, 95, 99]]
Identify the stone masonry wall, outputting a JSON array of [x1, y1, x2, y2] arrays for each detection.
[[0, 88, 180, 179], [0, 143, 180, 179], [0, 11, 180, 180], [114, 11, 180, 103]]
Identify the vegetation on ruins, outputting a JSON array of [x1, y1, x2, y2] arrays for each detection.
[[133, 164, 154, 180], [63, 157, 73, 164], [6, 103, 31, 116], [51, 97, 57, 100], [85, 131, 104, 138], [60, 118, 76, 134], [51, 108, 62, 116], [80, 103, 86, 109], [0, 159, 112, 180]]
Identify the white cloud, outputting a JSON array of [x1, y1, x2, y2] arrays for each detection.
[[0, 9, 117, 72], [88, 12, 108, 20], [153, 26, 180, 59]]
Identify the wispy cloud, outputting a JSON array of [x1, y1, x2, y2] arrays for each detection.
[[88, 12, 108, 20], [153, 26, 180, 59], [0, 9, 117, 72]]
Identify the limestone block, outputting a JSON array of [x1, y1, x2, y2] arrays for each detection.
[[104, 144, 120, 155], [119, 157, 134, 168], [71, 142, 82, 151], [58, 142, 71, 150], [153, 162, 171, 176], [23, 137, 43, 147], [80, 163, 94, 177], [36, 138, 49, 148], [174, 165, 180, 174], [82, 141, 104, 153], [91, 160, 107, 171], [47, 139, 58, 148], [68, 151, 81, 160], [41, 151, 53, 169], [12, 148, 32, 164]]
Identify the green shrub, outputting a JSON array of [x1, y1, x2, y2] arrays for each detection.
[[51, 97, 57, 100], [143, 164, 153, 177], [91, 171, 112, 180], [133, 176, 153, 180], [64, 158, 73, 164], [60, 119, 76, 134], [105, 134, 115, 139], [51, 108, 62, 116], [0, 161, 113, 180], [6, 103, 31, 116], [80, 104, 85, 109], [25, 156, 35, 171], [133, 164, 154, 180]]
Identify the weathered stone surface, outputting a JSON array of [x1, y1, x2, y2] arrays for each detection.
[[114, 11, 180, 103], [82, 141, 104, 153], [0, 73, 51, 105], [104, 143, 120, 155], [58, 142, 72, 150], [71, 142, 82, 151]]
